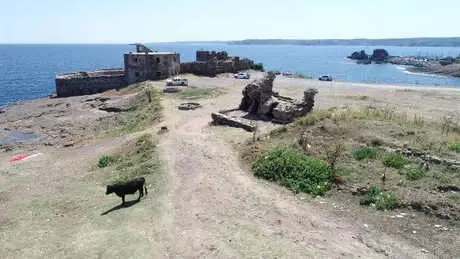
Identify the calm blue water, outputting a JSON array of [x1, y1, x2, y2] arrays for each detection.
[[1, 43, 460, 105]]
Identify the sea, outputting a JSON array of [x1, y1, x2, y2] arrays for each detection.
[[0, 43, 460, 105]]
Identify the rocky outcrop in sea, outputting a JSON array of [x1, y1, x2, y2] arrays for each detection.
[[347, 49, 460, 77]]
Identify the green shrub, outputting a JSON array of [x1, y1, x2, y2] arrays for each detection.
[[404, 166, 425, 181], [252, 62, 264, 71], [450, 142, 460, 153], [360, 186, 399, 210], [382, 153, 409, 169], [252, 147, 333, 196], [97, 155, 121, 168], [353, 147, 377, 160]]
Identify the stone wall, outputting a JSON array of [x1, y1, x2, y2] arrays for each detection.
[[55, 69, 126, 97], [196, 51, 229, 62], [181, 51, 255, 76]]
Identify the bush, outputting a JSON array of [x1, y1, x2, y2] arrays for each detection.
[[404, 166, 425, 181], [370, 138, 384, 147], [252, 147, 333, 196], [450, 142, 460, 153], [353, 147, 377, 160], [252, 62, 264, 71], [382, 153, 409, 169], [97, 155, 121, 168], [360, 186, 398, 210]]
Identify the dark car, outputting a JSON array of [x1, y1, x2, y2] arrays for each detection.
[[318, 75, 333, 81]]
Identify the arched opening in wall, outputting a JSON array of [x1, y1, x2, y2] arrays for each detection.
[[134, 58, 138, 63], [173, 56, 177, 62], [156, 57, 160, 63]]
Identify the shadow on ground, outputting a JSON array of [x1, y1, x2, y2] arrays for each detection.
[[101, 200, 140, 216]]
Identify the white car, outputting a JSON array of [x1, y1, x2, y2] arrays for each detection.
[[165, 77, 188, 86], [234, 72, 250, 79], [318, 75, 333, 81]]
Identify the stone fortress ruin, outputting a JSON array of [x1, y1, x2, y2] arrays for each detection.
[[180, 50, 255, 77], [55, 44, 257, 97], [212, 72, 318, 131]]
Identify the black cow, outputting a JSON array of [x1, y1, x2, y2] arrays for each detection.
[[106, 177, 147, 205]]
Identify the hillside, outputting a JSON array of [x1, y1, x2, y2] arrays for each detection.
[[229, 37, 460, 47]]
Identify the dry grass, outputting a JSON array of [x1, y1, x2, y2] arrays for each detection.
[[98, 134, 161, 184], [241, 106, 460, 218]]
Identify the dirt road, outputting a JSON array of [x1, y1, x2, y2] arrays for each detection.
[[3, 74, 458, 258]]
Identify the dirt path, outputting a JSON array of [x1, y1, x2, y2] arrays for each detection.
[[3, 75, 456, 257], [153, 94, 432, 258]]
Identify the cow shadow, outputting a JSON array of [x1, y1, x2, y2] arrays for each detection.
[[101, 199, 140, 216]]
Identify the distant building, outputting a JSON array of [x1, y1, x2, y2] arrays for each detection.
[[124, 51, 180, 84]]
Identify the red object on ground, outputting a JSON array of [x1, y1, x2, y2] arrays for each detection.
[[8, 154, 30, 162]]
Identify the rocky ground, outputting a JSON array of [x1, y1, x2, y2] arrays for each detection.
[[0, 72, 459, 258]]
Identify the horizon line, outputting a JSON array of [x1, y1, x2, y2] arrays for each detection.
[[2, 36, 460, 45]]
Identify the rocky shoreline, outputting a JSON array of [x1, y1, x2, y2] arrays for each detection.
[[348, 49, 460, 78]]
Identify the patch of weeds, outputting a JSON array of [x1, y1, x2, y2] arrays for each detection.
[[450, 142, 460, 153], [382, 153, 409, 169], [325, 142, 346, 174], [404, 166, 426, 181], [270, 126, 288, 137], [295, 110, 333, 126], [440, 115, 460, 135], [97, 155, 121, 168], [122, 107, 138, 114], [353, 147, 377, 161], [413, 114, 425, 127], [252, 147, 333, 196], [118, 89, 162, 134], [370, 138, 384, 147], [100, 134, 160, 184], [179, 88, 216, 99], [449, 220, 460, 228], [360, 186, 399, 210], [345, 95, 369, 101], [447, 194, 459, 201], [406, 130, 416, 136]]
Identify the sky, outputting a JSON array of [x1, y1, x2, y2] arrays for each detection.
[[0, 0, 459, 43]]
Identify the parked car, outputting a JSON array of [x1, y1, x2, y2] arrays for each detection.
[[165, 77, 188, 86], [318, 75, 333, 81], [234, 72, 250, 79]]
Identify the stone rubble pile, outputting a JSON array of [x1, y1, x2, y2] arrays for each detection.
[[239, 72, 318, 123]]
